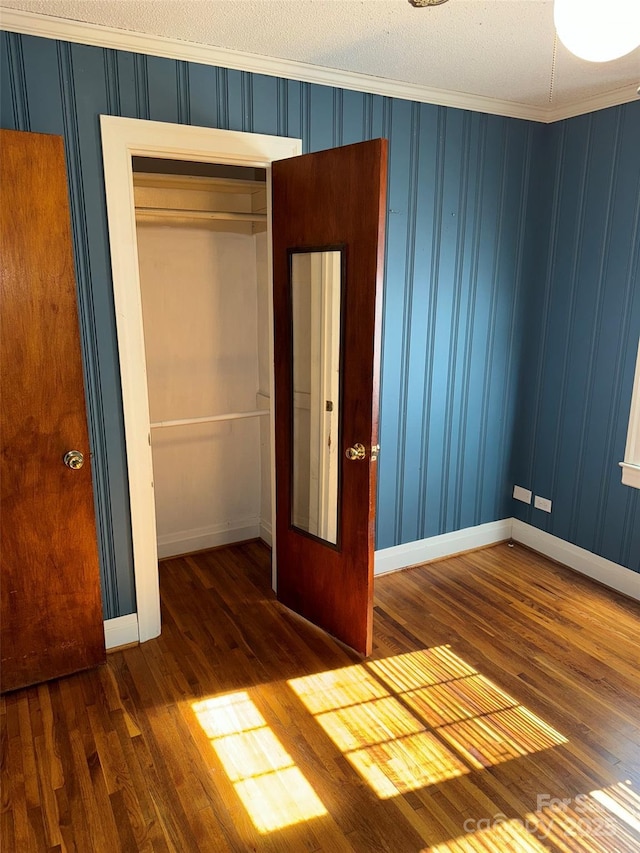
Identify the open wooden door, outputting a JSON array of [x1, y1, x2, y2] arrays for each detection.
[[0, 129, 106, 692], [272, 139, 387, 656]]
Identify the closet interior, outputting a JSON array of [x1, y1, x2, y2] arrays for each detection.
[[133, 157, 272, 559]]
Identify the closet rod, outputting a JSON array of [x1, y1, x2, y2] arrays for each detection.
[[150, 410, 269, 429]]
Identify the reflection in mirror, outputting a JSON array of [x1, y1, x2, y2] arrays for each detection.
[[291, 250, 342, 545]]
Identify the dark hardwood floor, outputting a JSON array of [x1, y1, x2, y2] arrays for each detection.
[[2, 541, 639, 851]]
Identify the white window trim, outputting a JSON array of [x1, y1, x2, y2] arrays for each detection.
[[620, 338, 640, 489]]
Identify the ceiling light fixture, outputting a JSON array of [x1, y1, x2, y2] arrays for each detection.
[[554, 0, 640, 62]]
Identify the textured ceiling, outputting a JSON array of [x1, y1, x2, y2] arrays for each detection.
[[2, 0, 640, 115]]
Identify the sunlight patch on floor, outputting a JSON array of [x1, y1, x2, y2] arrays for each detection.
[[192, 692, 327, 833], [535, 781, 640, 852], [347, 731, 468, 798], [370, 646, 477, 691], [589, 781, 640, 837], [423, 780, 640, 852], [289, 646, 566, 799], [425, 816, 549, 852]]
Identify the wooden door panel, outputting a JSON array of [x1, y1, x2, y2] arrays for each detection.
[[272, 139, 387, 655], [1, 129, 105, 692]]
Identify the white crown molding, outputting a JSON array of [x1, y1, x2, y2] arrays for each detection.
[[4, 6, 635, 125], [546, 84, 640, 123]]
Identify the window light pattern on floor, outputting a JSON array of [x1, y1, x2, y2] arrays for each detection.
[[590, 781, 640, 837], [426, 816, 550, 853], [289, 646, 567, 799], [426, 780, 640, 852], [534, 781, 640, 852], [192, 691, 327, 833]]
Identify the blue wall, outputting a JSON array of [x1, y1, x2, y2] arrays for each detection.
[[512, 105, 640, 571], [1, 31, 637, 618], [377, 101, 534, 548]]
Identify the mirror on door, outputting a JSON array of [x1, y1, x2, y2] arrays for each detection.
[[290, 248, 344, 546]]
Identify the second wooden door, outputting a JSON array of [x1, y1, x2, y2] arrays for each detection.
[[0, 129, 105, 693]]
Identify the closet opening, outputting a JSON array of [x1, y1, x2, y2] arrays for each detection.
[[132, 156, 273, 566], [101, 117, 302, 643]]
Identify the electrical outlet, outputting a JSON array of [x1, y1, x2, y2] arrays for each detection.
[[513, 485, 532, 504], [534, 495, 552, 513]]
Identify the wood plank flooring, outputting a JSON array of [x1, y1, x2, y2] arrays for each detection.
[[2, 541, 639, 852]]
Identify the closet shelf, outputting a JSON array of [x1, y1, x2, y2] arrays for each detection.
[[150, 410, 269, 429], [133, 173, 265, 195], [136, 207, 267, 224]]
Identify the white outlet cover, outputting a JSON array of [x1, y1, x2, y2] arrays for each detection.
[[534, 495, 552, 513], [513, 485, 532, 504]]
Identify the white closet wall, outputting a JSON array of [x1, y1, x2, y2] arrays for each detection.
[[137, 222, 268, 557]]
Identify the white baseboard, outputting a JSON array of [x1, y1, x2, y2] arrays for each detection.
[[157, 518, 262, 559], [260, 520, 273, 547], [375, 519, 639, 601], [104, 613, 139, 650], [374, 519, 512, 576], [511, 520, 640, 601], [109, 518, 637, 645]]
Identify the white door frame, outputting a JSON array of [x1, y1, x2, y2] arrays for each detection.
[[100, 116, 302, 642]]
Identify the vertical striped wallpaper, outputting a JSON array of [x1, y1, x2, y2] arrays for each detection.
[[512, 105, 640, 571], [377, 103, 534, 548], [1, 31, 637, 617]]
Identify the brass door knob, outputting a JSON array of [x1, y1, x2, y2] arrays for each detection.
[[345, 443, 366, 461], [63, 450, 84, 470]]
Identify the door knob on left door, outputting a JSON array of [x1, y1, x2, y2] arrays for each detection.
[[63, 450, 84, 470]]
